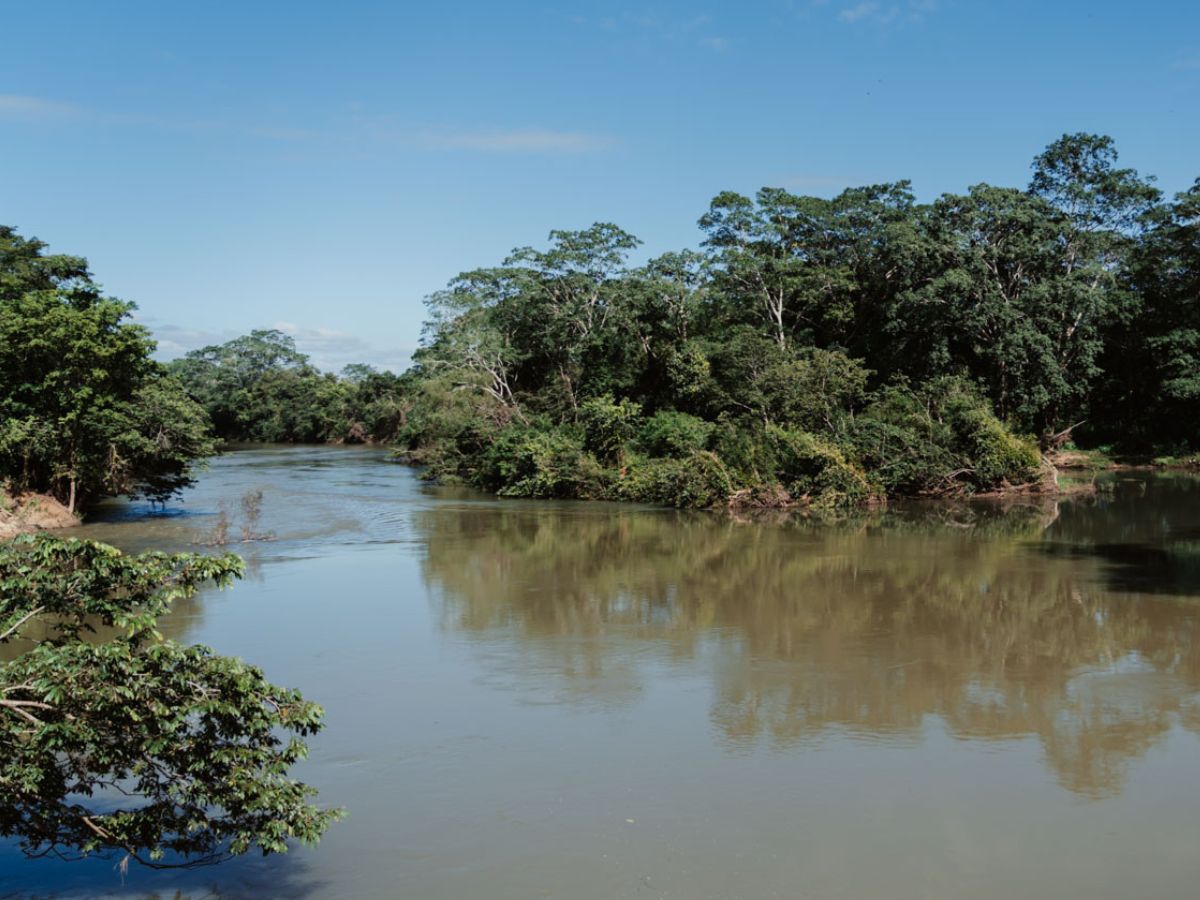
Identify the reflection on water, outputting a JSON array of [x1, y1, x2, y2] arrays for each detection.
[[420, 497, 1200, 798], [4, 447, 1200, 899]]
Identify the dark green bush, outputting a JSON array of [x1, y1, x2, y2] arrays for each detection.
[[766, 425, 878, 507], [479, 427, 609, 499], [636, 410, 714, 458], [709, 416, 778, 485], [844, 416, 959, 495], [851, 378, 1040, 494], [618, 451, 732, 508], [939, 386, 1041, 488], [579, 395, 642, 465]]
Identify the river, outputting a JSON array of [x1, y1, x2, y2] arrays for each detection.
[[3, 445, 1200, 899]]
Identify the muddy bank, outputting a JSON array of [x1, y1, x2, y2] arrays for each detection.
[[1049, 449, 1200, 472], [0, 492, 79, 539]]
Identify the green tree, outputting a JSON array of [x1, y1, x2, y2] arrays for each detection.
[[167, 330, 311, 438], [1107, 180, 1200, 447], [0, 535, 340, 867], [891, 178, 1150, 435], [699, 189, 813, 348], [169, 331, 408, 444], [698, 184, 918, 355], [579, 394, 642, 466], [0, 227, 215, 511]]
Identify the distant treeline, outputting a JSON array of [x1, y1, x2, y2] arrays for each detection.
[[0, 233, 406, 512], [3, 132, 1198, 512], [167, 330, 409, 444], [396, 133, 1199, 507]]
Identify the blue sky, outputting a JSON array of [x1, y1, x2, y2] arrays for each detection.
[[2, 1, 1198, 372]]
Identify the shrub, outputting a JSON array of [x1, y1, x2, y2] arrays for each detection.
[[636, 410, 714, 458], [947, 400, 1041, 488], [851, 377, 1041, 494], [479, 427, 608, 499], [579, 395, 642, 465], [844, 416, 959, 495], [759, 348, 871, 432], [709, 416, 778, 485], [766, 425, 878, 507], [618, 452, 733, 508]]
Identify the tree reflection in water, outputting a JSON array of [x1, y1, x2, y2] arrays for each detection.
[[419, 480, 1200, 799]]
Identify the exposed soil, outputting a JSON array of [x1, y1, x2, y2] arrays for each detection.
[[0, 492, 79, 540]]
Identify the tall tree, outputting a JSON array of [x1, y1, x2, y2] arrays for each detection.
[[0, 226, 214, 510], [1028, 133, 1161, 433], [1107, 180, 1200, 446]]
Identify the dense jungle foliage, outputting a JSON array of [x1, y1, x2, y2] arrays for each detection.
[[0, 233, 407, 512], [396, 134, 1200, 507], [4, 133, 1198, 512], [166, 331, 410, 445], [0, 227, 215, 512]]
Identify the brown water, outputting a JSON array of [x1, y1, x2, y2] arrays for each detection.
[[4, 445, 1200, 899]]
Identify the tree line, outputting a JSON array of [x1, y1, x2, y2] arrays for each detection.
[[3, 132, 1198, 514], [0, 229, 407, 513], [166, 330, 409, 445], [398, 133, 1200, 507]]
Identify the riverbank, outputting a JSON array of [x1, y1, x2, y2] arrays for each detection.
[[10, 445, 1200, 900], [0, 491, 78, 539], [1049, 448, 1200, 472]]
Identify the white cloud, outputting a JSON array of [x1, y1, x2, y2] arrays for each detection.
[[271, 321, 415, 373], [836, 0, 936, 25], [0, 94, 83, 120], [414, 128, 615, 154], [144, 318, 414, 374], [561, 8, 727, 50], [1, 93, 613, 155], [839, 2, 882, 23], [141, 321, 237, 357]]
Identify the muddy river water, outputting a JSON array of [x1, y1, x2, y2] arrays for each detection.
[[3, 445, 1200, 898]]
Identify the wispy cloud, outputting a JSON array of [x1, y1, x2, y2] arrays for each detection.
[[144, 316, 414, 373], [1172, 56, 1200, 71], [0, 93, 84, 120], [560, 8, 730, 51], [839, 2, 884, 23], [272, 321, 415, 372], [142, 321, 239, 360], [1, 93, 613, 155], [0, 93, 227, 133], [414, 128, 615, 154], [834, 0, 937, 26]]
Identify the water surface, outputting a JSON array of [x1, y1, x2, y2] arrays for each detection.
[[3, 446, 1200, 898]]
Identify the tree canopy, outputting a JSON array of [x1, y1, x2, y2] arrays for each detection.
[[0, 227, 215, 511], [393, 134, 1197, 508], [6, 132, 1197, 513], [0, 535, 339, 867], [168, 330, 410, 445]]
